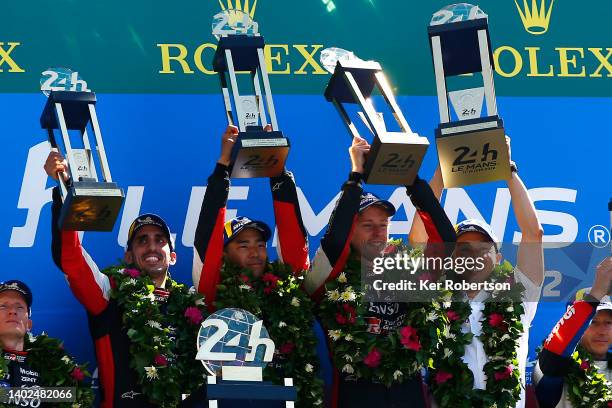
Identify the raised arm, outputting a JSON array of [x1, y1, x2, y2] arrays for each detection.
[[193, 126, 234, 311], [405, 175, 456, 260], [304, 136, 368, 301], [533, 258, 612, 407], [506, 136, 544, 286], [45, 152, 110, 316], [408, 166, 444, 248], [270, 169, 309, 273]]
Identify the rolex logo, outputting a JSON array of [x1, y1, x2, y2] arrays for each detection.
[[514, 0, 555, 35]]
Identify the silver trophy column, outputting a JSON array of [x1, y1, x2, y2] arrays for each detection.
[[212, 34, 289, 178], [323, 50, 429, 186], [41, 91, 124, 231], [428, 4, 510, 188]]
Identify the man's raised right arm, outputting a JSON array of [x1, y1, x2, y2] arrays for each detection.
[[46, 151, 110, 316], [304, 136, 367, 301]]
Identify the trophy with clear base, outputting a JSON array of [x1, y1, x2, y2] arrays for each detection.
[[211, 7, 289, 178], [40, 68, 124, 231], [428, 4, 511, 188], [322, 48, 429, 186]]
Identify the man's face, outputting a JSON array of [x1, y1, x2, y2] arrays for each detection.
[[124, 225, 176, 280], [580, 310, 612, 359], [453, 231, 501, 283], [350, 205, 390, 261], [224, 228, 268, 277], [0, 291, 31, 344]]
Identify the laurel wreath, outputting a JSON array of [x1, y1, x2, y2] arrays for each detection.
[[103, 265, 208, 407], [214, 260, 325, 407], [1, 333, 95, 407], [428, 260, 526, 408], [565, 347, 612, 407], [318, 240, 447, 387]]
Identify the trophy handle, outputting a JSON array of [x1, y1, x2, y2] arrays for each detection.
[[47, 130, 70, 199]]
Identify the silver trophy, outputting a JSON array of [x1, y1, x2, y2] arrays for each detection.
[[40, 68, 124, 231], [211, 8, 289, 178], [322, 48, 429, 185], [428, 4, 510, 188]]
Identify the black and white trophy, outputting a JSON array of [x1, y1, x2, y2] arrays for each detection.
[[322, 48, 429, 186], [196, 308, 296, 407], [40, 68, 124, 231], [211, 8, 289, 178], [428, 4, 511, 187]]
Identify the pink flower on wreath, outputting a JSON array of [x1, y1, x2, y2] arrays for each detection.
[[363, 348, 382, 368], [279, 342, 295, 354], [384, 244, 399, 256], [154, 354, 168, 367], [239, 274, 250, 284], [488, 313, 504, 328], [607, 402, 612, 408], [336, 313, 347, 325], [418, 272, 435, 283], [184, 307, 204, 325], [580, 360, 591, 371], [399, 326, 422, 352], [262, 273, 280, 286], [343, 304, 357, 324], [494, 365, 513, 381], [70, 367, 85, 382], [446, 310, 460, 322], [124, 268, 140, 278], [434, 370, 453, 384]]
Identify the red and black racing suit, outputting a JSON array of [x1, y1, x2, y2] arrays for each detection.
[[533, 295, 612, 408], [191, 164, 309, 406], [50, 187, 173, 408], [304, 172, 457, 408], [192, 163, 309, 310]]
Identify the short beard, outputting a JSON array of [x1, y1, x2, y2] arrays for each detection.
[[131, 263, 169, 281]]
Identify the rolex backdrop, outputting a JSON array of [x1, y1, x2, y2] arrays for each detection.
[[1, 0, 610, 392]]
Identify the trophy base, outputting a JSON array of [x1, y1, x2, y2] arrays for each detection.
[[230, 130, 290, 178], [363, 132, 430, 185], [324, 59, 383, 104], [40, 91, 97, 130], [59, 181, 125, 231], [436, 117, 511, 188], [213, 35, 266, 73]]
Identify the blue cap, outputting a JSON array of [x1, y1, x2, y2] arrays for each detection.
[[455, 219, 499, 251], [223, 216, 272, 246], [359, 192, 396, 216], [127, 213, 174, 252], [0, 280, 33, 309]]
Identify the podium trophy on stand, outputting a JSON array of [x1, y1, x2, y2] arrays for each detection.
[[322, 47, 429, 186], [428, 4, 511, 187], [196, 308, 297, 407], [40, 67, 124, 231], [211, 4, 289, 178]]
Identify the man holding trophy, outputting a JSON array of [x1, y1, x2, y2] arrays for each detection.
[[189, 9, 323, 406], [304, 47, 457, 407], [191, 125, 323, 407], [407, 5, 545, 407], [43, 81, 207, 407]]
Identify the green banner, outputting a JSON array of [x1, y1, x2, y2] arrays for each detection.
[[1, 0, 610, 95]]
